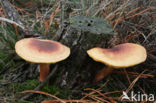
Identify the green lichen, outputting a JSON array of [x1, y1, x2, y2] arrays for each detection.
[[69, 16, 114, 35]]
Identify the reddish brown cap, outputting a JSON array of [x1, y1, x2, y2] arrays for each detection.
[[87, 43, 147, 68], [15, 38, 70, 63]]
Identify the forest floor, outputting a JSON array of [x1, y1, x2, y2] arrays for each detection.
[[0, 0, 156, 103]]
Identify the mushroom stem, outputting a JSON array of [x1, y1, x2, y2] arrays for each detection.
[[94, 67, 114, 83], [39, 63, 50, 82]]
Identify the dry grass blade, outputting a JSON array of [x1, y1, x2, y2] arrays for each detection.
[[44, 4, 61, 35], [113, 70, 154, 78], [49, 4, 60, 27], [0, 8, 5, 17], [81, 80, 110, 101], [20, 90, 65, 103], [126, 70, 147, 92], [123, 33, 141, 42], [125, 8, 152, 19], [12, 4, 32, 17], [119, 70, 147, 101], [81, 88, 100, 100], [93, 0, 113, 17], [151, 15, 156, 22], [42, 99, 93, 103], [138, 87, 148, 103], [103, 90, 122, 96], [83, 88, 117, 103], [123, 69, 131, 85], [125, 7, 141, 17], [84, 94, 111, 103], [13, 24, 19, 39]]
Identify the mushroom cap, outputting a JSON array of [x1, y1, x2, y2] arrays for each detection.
[[15, 38, 70, 63], [87, 43, 147, 68]]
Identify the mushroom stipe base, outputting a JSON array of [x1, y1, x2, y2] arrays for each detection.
[[94, 67, 114, 83], [40, 63, 50, 82]]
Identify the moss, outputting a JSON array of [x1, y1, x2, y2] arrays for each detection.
[[1, 79, 70, 102], [41, 85, 70, 98], [19, 100, 33, 103], [0, 75, 3, 79], [9, 79, 39, 93]]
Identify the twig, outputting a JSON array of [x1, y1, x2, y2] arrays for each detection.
[[0, 17, 25, 29], [19, 65, 58, 101], [0, 0, 40, 37]]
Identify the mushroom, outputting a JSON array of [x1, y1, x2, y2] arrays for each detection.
[[87, 43, 147, 83], [15, 38, 70, 82]]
